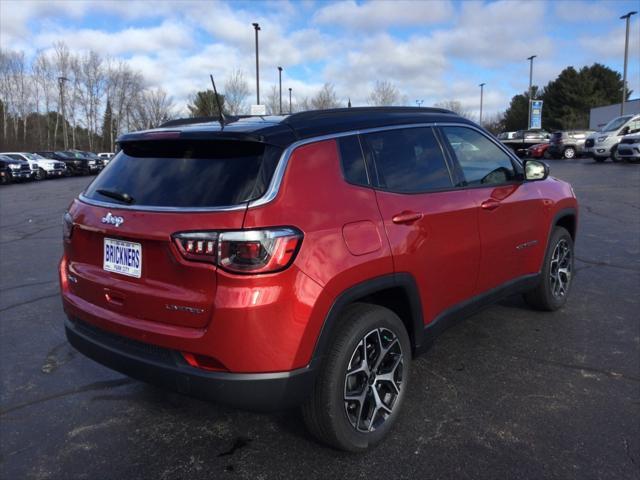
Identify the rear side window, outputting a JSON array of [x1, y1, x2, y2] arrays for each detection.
[[361, 127, 452, 193], [441, 126, 517, 186], [338, 136, 368, 186], [84, 140, 282, 208]]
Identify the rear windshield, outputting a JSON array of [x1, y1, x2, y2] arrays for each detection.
[[84, 140, 282, 208]]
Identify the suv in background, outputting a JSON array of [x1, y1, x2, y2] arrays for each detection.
[[585, 114, 640, 162], [547, 130, 594, 159], [0, 155, 32, 183], [60, 107, 578, 451], [36, 151, 94, 175], [1, 152, 66, 180], [616, 133, 640, 163]]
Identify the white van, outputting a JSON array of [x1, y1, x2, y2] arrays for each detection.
[[585, 114, 640, 162]]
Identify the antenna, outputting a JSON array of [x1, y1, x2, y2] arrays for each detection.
[[209, 74, 226, 127]]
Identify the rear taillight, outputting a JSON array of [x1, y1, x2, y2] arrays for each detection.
[[63, 212, 74, 242], [173, 231, 218, 262], [172, 228, 302, 274]]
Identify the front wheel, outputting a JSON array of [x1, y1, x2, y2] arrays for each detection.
[[36, 168, 47, 180], [302, 303, 411, 451], [524, 226, 574, 311], [562, 147, 576, 159]]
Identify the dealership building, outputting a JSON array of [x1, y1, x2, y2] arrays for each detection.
[[589, 99, 640, 130]]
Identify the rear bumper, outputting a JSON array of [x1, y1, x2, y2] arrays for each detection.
[[65, 316, 317, 412]]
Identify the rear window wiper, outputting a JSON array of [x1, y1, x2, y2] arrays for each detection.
[[96, 188, 135, 204]]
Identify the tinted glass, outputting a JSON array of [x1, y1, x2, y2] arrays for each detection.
[[84, 140, 282, 208], [441, 126, 517, 186], [362, 127, 452, 193], [338, 136, 368, 186]]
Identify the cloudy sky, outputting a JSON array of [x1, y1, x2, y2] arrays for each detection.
[[2, 0, 639, 117]]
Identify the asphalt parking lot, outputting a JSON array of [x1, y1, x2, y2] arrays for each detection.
[[1, 159, 639, 480]]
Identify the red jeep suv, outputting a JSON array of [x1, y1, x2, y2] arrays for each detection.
[[60, 107, 578, 451]]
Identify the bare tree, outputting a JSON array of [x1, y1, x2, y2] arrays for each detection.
[[367, 80, 400, 106], [224, 70, 249, 115], [434, 99, 476, 121], [52, 42, 72, 149], [264, 85, 280, 115], [131, 87, 175, 129], [311, 83, 341, 110]]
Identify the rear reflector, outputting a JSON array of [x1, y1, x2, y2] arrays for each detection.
[[181, 352, 228, 371]]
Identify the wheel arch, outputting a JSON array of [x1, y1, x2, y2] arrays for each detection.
[[553, 208, 577, 241], [310, 273, 424, 364]]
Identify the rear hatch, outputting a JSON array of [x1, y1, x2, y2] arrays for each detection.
[[65, 139, 282, 329]]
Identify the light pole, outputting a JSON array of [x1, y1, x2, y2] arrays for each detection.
[[252, 22, 261, 105], [416, 99, 424, 107], [620, 11, 637, 115], [58, 76, 69, 150], [288, 87, 292, 114], [527, 55, 537, 129], [278, 66, 283, 114], [479, 82, 486, 126]]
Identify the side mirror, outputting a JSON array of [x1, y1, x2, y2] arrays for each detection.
[[620, 126, 630, 136], [524, 159, 549, 182]]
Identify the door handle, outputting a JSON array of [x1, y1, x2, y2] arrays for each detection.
[[392, 211, 423, 224], [481, 199, 501, 211]]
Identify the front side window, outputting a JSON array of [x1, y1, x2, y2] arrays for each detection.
[[361, 127, 452, 193], [441, 126, 517, 186]]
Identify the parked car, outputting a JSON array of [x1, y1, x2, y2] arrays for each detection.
[[60, 107, 578, 451], [615, 133, 640, 163], [500, 129, 550, 157], [68, 150, 105, 172], [1, 152, 66, 180], [526, 143, 550, 158], [584, 114, 640, 162], [35, 151, 94, 175], [497, 131, 518, 140], [98, 152, 115, 164], [0, 155, 32, 183], [547, 130, 594, 159]]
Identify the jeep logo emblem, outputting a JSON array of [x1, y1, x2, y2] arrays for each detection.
[[101, 212, 124, 227]]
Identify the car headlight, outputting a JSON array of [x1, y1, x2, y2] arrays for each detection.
[[597, 136, 608, 142]]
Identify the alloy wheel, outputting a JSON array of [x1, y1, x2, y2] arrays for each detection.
[[549, 239, 572, 298], [343, 328, 404, 432]]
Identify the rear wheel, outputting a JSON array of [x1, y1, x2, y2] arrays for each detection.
[[524, 226, 574, 311], [562, 147, 576, 159], [302, 303, 411, 451]]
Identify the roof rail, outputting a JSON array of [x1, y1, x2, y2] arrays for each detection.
[[284, 106, 456, 123]]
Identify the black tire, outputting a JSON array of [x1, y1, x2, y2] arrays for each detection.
[[610, 145, 621, 162], [36, 168, 47, 180], [302, 303, 411, 452], [524, 226, 574, 311], [562, 147, 576, 159]]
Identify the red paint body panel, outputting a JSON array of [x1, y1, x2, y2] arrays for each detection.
[[60, 132, 578, 376], [374, 189, 481, 323]]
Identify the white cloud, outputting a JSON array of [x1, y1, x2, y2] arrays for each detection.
[[33, 20, 194, 56], [313, 0, 453, 29]]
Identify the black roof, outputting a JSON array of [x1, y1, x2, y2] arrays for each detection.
[[118, 107, 469, 147]]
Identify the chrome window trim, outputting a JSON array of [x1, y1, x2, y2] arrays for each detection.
[[79, 121, 510, 212]]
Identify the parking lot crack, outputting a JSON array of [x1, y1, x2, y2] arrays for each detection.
[[0, 293, 59, 314], [0, 378, 134, 416], [494, 349, 640, 383], [575, 256, 640, 272]]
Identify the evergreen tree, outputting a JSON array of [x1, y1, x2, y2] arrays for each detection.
[[101, 99, 114, 151], [187, 90, 226, 117]]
